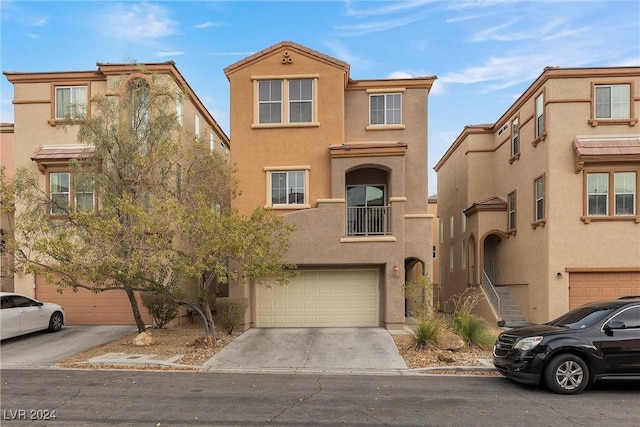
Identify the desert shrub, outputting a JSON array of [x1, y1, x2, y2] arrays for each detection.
[[403, 274, 435, 321], [451, 310, 494, 349], [410, 317, 443, 350], [141, 292, 178, 329], [214, 297, 249, 334]]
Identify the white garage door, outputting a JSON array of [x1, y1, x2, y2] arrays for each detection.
[[256, 269, 379, 327]]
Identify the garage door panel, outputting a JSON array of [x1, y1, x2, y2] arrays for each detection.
[[569, 271, 640, 309], [256, 269, 379, 327]]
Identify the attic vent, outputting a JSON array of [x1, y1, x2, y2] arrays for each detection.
[[497, 122, 508, 136], [281, 50, 293, 64]]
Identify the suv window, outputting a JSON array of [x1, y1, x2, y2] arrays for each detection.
[[548, 305, 617, 329], [608, 306, 640, 328]]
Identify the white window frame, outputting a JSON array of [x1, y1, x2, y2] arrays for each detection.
[[508, 191, 517, 231], [256, 77, 317, 126], [176, 92, 183, 126], [449, 215, 454, 238], [48, 171, 95, 215], [535, 93, 544, 138], [369, 93, 402, 126], [265, 167, 310, 209], [55, 86, 88, 119], [587, 172, 609, 216], [615, 171, 636, 216], [534, 176, 545, 223], [195, 115, 200, 140], [595, 84, 631, 119], [288, 79, 313, 123], [511, 117, 519, 157]]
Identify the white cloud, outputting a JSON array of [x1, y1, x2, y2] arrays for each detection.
[[195, 21, 224, 29], [99, 2, 177, 41], [155, 51, 184, 58]]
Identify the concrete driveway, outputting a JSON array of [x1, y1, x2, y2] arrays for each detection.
[[0, 325, 137, 368], [204, 327, 407, 373]]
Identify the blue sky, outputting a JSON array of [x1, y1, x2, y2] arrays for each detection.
[[2, 0, 639, 194]]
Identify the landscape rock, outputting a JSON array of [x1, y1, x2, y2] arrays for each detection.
[[133, 330, 154, 347], [436, 331, 465, 351]]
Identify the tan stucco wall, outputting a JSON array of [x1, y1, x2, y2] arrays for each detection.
[[436, 67, 640, 324]]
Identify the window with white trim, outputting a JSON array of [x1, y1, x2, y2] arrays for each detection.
[[535, 93, 544, 138], [258, 78, 314, 125], [195, 115, 200, 140], [370, 93, 402, 125], [587, 171, 637, 217], [49, 171, 94, 215], [461, 211, 466, 233], [270, 171, 305, 205], [209, 131, 215, 153], [534, 176, 545, 222], [439, 220, 443, 243], [449, 215, 454, 238], [511, 117, 519, 157], [449, 243, 454, 272], [508, 191, 517, 231], [595, 84, 630, 119], [176, 92, 183, 125], [55, 86, 87, 119], [461, 239, 467, 270]]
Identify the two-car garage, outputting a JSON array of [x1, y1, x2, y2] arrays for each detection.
[[255, 269, 380, 327]]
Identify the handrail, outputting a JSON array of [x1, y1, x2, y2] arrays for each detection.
[[482, 269, 501, 321]]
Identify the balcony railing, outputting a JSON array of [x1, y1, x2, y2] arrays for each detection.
[[346, 206, 391, 236]]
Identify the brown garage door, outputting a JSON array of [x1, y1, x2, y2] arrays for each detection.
[[36, 275, 153, 325], [569, 271, 640, 309]]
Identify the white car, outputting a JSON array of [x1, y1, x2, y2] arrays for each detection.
[[0, 292, 65, 340]]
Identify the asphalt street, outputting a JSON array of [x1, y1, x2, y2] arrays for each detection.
[[1, 369, 639, 426]]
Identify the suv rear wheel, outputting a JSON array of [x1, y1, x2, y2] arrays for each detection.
[[544, 354, 589, 395]]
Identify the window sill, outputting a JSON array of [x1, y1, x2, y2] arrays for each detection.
[[48, 118, 86, 126], [506, 229, 517, 237], [508, 153, 520, 164], [366, 124, 405, 131], [581, 215, 640, 224], [252, 122, 319, 129], [588, 118, 637, 127], [340, 236, 397, 243], [265, 204, 311, 210], [531, 219, 546, 229], [531, 132, 547, 147]]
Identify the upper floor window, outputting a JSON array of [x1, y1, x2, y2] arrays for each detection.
[[370, 93, 402, 125], [176, 92, 183, 125], [257, 78, 314, 125], [535, 93, 544, 138], [449, 215, 454, 238], [508, 191, 517, 232], [270, 170, 306, 206], [534, 176, 545, 224], [195, 115, 201, 140], [126, 78, 151, 142], [289, 79, 313, 123], [587, 171, 637, 217], [595, 84, 630, 119], [49, 172, 94, 215], [511, 117, 519, 157], [461, 211, 466, 233], [55, 86, 87, 119]]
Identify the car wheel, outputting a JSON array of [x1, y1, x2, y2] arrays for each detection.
[[544, 354, 589, 395], [48, 311, 63, 332]]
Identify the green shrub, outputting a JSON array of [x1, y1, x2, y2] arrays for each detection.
[[451, 310, 494, 349], [214, 297, 249, 334], [403, 274, 435, 321], [410, 317, 442, 350], [141, 292, 178, 329]]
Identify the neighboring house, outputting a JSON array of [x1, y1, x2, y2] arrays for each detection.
[[428, 196, 440, 304], [435, 66, 640, 326], [1, 123, 14, 292], [224, 41, 436, 330], [3, 62, 229, 325]]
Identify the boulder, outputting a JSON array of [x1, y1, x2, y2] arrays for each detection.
[[133, 330, 154, 347], [437, 331, 465, 351]]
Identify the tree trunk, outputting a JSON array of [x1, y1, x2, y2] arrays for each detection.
[[123, 283, 147, 333]]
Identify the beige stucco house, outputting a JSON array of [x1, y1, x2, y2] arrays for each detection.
[[1, 122, 14, 292], [224, 41, 436, 330], [3, 62, 229, 324], [435, 66, 640, 326]]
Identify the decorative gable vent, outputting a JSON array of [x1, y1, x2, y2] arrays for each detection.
[[281, 50, 293, 64]]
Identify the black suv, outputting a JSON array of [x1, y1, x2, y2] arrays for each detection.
[[493, 297, 640, 394]]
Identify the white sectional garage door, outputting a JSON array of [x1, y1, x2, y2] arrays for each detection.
[[256, 269, 379, 327]]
